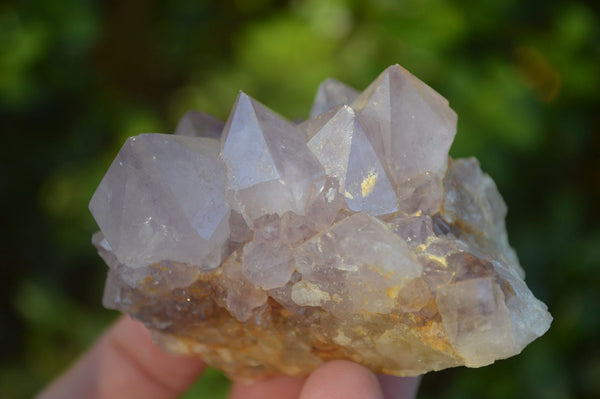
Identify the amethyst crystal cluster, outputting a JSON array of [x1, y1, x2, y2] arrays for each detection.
[[90, 65, 551, 378]]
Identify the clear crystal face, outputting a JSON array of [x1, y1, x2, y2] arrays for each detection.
[[352, 65, 457, 183], [89, 134, 230, 269], [90, 64, 551, 379], [306, 106, 398, 216], [220, 92, 324, 223]]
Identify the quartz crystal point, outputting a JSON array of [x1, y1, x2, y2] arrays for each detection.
[[304, 105, 398, 216], [89, 134, 230, 270], [174, 110, 224, 139], [91, 64, 551, 379], [309, 78, 360, 117], [352, 65, 458, 214], [352, 65, 457, 184], [220, 92, 324, 223]]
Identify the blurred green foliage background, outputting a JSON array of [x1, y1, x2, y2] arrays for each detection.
[[2, 0, 599, 397]]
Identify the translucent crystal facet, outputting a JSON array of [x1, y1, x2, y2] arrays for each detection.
[[352, 65, 457, 214], [221, 92, 324, 223], [306, 106, 398, 216], [293, 213, 420, 315], [352, 65, 457, 184], [89, 134, 230, 270], [90, 65, 551, 380], [309, 78, 360, 117]]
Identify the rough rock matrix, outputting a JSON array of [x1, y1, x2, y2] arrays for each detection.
[[90, 65, 551, 378]]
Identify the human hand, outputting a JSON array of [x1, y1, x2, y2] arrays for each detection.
[[37, 316, 420, 399]]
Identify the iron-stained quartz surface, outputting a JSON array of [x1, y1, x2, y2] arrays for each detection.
[[90, 65, 551, 378]]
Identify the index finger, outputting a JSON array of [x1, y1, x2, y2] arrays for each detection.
[[36, 316, 206, 399]]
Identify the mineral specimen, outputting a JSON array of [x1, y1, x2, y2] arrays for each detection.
[[90, 64, 552, 379]]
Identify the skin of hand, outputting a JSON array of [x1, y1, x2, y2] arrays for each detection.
[[37, 316, 421, 399]]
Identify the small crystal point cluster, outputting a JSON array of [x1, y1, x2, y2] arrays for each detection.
[[90, 65, 551, 378]]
